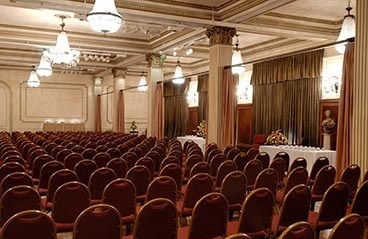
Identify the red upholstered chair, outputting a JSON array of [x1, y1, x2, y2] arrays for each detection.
[[274, 151, 290, 173], [350, 180, 368, 223], [0, 210, 56, 239], [209, 153, 227, 177], [238, 134, 267, 152], [74, 159, 97, 186], [204, 143, 219, 163], [95, 145, 109, 153], [308, 182, 350, 239], [117, 144, 130, 155], [225, 234, 252, 239], [102, 178, 136, 235], [145, 176, 177, 204], [254, 168, 279, 197], [339, 164, 361, 199], [37, 161, 65, 196], [145, 150, 162, 172], [2, 155, 26, 167], [0, 186, 42, 226], [227, 188, 274, 239], [167, 149, 183, 166], [221, 171, 247, 219], [106, 148, 121, 159], [0, 172, 34, 195], [88, 167, 116, 204], [178, 192, 228, 239], [243, 159, 263, 191], [278, 221, 315, 239], [135, 157, 155, 178], [64, 152, 84, 170], [107, 158, 128, 178], [55, 149, 73, 163], [31, 154, 53, 183], [289, 157, 307, 172], [224, 145, 235, 157], [121, 151, 139, 170], [183, 154, 203, 182], [51, 181, 90, 232], [92, 152, 111, 168], [233, 152, 250, 172], [269, 157, 287, 188], [159, 163, 183, 198], [126, 165, 151, 204], [160, 156, 180, 170], [189, 161, 211, 178], [81, 148, 97, 160], [309, 156, 330, 186], [206, 148, 222, 164], [124, 198, 177, 239], [254, 151, 270, 169], [327, 213, 365, 239], [226, 147, 241, 161], [73, 204, 122, 239], [214, 160, 237, 191], [310, 165, 336, 211], [71, 145, 85, 154], [0, 162, 25, 184], [272, 185, 312, 237], [246, 147, 259, 161]]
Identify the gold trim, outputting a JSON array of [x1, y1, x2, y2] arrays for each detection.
[[265, 12, 342, 25], [218, 0, 269, 20]]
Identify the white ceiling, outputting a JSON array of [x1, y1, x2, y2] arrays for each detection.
[[0, 0, 354, 76]]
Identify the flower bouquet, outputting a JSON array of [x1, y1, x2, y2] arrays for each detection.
[[266, 129, 288, 146], [196, 120, 206, 138]]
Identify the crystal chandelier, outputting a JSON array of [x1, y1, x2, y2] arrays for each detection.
[[28, 67, 40, 88], [36, 54, 53, 77], [44, 16, 80, 68], [138, 72, 148, 92], [87, 0, 123, 33], [173, 60, 185, 84], [335, 1, 355, 54], [232, 34, 245, 75]]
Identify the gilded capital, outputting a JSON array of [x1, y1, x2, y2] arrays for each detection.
[[146, 53, 165, 68], [206, 26, 236, 46], [112, 68, 127, 79]]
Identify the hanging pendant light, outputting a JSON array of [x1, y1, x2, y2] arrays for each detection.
[[87, 0, 123, 33], [36, 54, 53, 77], [335, 1, 355, 54], [173, 60, 185, 84], [28, 67, 40, 88], [138, 72, 148, 91], [232, 34, 245, 75]]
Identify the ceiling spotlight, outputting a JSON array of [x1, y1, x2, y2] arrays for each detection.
[[186, 48, 193, 56]]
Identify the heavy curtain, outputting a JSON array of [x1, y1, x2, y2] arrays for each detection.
[[95, 95, 102, 132], [164, 79, 189, 139], [220, 68, 237, 150], [197, 74, 209, 122], [117, 90, 125, 133], [153, 83, 164, 139], [252, 50, 323, 146], [336, 42, 354, 175]]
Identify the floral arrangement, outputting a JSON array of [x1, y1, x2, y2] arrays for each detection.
[[266, 129, 288, 146], [196, 120, 206, 138]]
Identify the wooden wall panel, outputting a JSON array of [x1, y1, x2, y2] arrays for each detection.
[[187, 107, 199, 135], [237, 104, 252, 145], [319, 99, 339, 150]]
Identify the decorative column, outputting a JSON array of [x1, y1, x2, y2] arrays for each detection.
[[351, 0, 368, 173], [112, 68, 126, 132], [146, 53, 164, 137], [206, 26, 236, 145]]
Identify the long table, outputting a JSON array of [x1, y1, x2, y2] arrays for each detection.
[[259, 145, 336, 173], [177, 136, 206, 153], [42, 123, 85, 132]]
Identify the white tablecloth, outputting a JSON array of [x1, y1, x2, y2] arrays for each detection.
[[259, 145, 336, 173], [177, 136, 206, 153], [42, 123, 85, 132]]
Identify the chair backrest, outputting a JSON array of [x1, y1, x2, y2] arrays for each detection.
[[224, 145, 235, 156], [46, 169, 78, 204], [31, 154, 54, 179], [0, 186, 42, 226], [246, 147, 259, 161], [227, 147, 241, 161], [74, 159, 97, 186], [189, 161, 210, 178], [28, 148, 48, 171], [207, 148, 221, 164], [160, 156, 180, 170], [92, 152, 112, 168], [204, 144, 219, 162], [38, 161, 65, 190], [233, 152, 250, 172], [309, 156, 329, 182], [311, 165, 336, 196], [184, 154, 203, 178], [95, 145, 108, 153], [339, 164, 361, 197], [159, 163, 183, 196], [145, 151, 162, 172], [254, 168, 279, 196], [73, 204, 122, 239], [188, 192, 228, 239], [220, 171, 247, 206], [132, 198, 177, 239], [238, 188, 274, 237], [327, 213, 365, 239], [214, 160, 237, 188], [275, 185, 312, 236], [81, 148, 97, 160], [0, 210, 56, 239], [289, 157, 307, 172], [225, 234, 252, 239], [255, 151, 270, 169], [88, 167, 116, 200], [283, 167, 309, 196], [274, 151, 290, 172], [243, 159, 263, 187], [278, 221, 315, 239], [105, 148, 121, 159], [71, 145, 85, 154], [64, 152, 84, 170], [102, 178, 136, 219], [126, 165, 151, 197], [52, 181, 90, 225], [121, 151, 139, 169], [145, 176, 177, 204], [0, 162, 25, 183], [0, 172, 34, 195], [135, 157, 155, 178], [106, 158, 127, 178], [181, 173, 213, 210], [3, 155, 26, 166], [269, 157, 286, 186], [317, 182, 350, 224], [55, 149, 73, 163], [351, 180, 368, 219]]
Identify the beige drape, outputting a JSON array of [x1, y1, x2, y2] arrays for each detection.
[[336, 42, 354, 175], [197, 74, 209, 122], [117, 90, 125, 133], [220, 68, 237, 150], [252, 50, 323, 146], [95, 95, 102, 132], [153, 83, 164, 139]]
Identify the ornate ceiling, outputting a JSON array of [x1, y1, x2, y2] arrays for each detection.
[[0, 0, 355, 76]]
